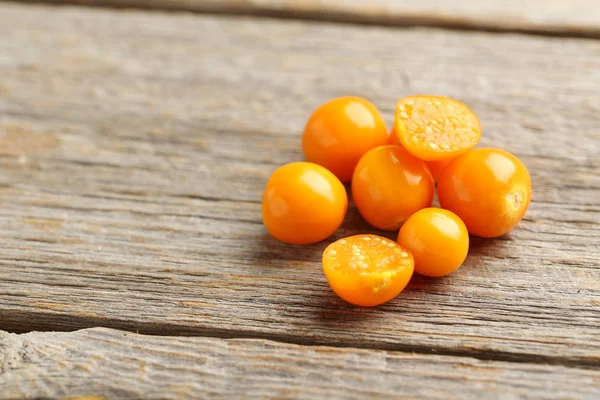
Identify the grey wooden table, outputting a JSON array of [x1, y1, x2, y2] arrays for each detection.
[[0, 1, 599, 398]]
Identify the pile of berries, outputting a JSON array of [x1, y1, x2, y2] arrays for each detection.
[[262, 96, 531, 307]]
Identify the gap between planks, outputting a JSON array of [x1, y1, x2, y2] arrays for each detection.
[[2, 327, 598, 400], [6, 0, 600, 39], [4, 310, 600, 371]]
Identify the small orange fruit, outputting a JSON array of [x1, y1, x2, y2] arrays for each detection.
[[388, 126, 402, 146], [352, 145, 434, 230], [394, 95, 481, 162], [303, 96, 389, 183], [389, 126, 452, 183], [438, 148, 532, 238], [262, 162, 347, 245], [398, 208, 469, 277], [323, 234, 414, 306], [426, 158, 453, 183]]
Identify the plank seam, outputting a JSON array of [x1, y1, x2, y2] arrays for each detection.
[[3, 311, 599, 370], [5, 0, 600, 40]]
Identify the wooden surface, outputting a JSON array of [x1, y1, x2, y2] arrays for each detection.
[[11, 0, 600, 37], [0, 1, 599, 397], [2, 327, 600, 400]]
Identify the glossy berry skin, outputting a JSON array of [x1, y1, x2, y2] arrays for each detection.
[[438, 148, 532, 238], [352, 145, 434, 231], [398, 208, 469, 277], [388, 127, 451, 183], [427, 158, 453, 183], [388, 127, 402, 146], [323, 234, 414, 307], [394, 95, 481, 162], [303, 96, 389, 183], [262, 162, 347, 245]]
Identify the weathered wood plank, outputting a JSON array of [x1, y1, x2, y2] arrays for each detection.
[[1, 327, 599, 400], [0, 3, 599, 366], [10, 0, 600, 37]]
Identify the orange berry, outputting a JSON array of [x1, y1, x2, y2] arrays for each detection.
[[390, 125, 451, 183], [394, 95, 481, 162], [262, 162, 347, 245], [352, 145, 434, 230], [398, 208, 469, 277], [427, 158, 453, 183], [438, 148, 532, 238], [389, 126, 402, 146], [322, 234, 414, 306], [303, 96, 389, 183]]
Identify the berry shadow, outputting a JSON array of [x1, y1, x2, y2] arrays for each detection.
[[468, 234, 516, 259], [309, 275, 438, 329], [310, 294, 392, 327], [246, 232, 326, 267]]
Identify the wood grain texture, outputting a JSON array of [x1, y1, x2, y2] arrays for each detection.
[[0, 2, 599, 368], [1, 327, 599, 400], [9, 0, 600, 38]]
